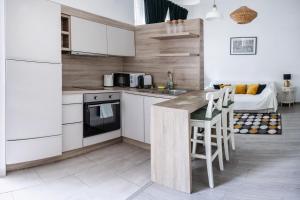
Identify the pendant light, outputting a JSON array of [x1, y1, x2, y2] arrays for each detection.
[[205, 0, 222, 20], [230, 6, 257, 24], [173, 0, 200, 6]]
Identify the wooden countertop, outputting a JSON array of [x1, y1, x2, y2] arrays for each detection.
[[154, 90, 208, 113], [63, 87, 208, 113], [62, 87, 177, 99]]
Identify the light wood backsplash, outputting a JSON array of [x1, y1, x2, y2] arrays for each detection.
[[123, 19, 204, 90], [61, 13, 204, 90], [62, 54, 123, 88]]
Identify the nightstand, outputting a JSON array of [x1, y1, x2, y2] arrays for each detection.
[[280, 86, 296, 107]]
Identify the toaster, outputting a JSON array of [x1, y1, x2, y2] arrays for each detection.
[[104, 74, 114, 87], [143, 75, 152, 89]]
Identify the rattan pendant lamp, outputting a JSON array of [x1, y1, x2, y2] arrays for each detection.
[[230, 6, 257, 24]]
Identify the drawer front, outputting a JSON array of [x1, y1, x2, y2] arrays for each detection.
[[63, 94, 83, 105], [63, 123, 83, 152], [62, 104, 83, 124], [6, 135, 62, 164]]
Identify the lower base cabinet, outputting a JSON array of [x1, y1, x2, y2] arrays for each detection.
[[144, 97, 168, 144], [122, 93, 145, 142], [62, 123, 83, 152], [62, 104, 83, 124], [62, 94, 83, 152], [122, 93, 169, 144]]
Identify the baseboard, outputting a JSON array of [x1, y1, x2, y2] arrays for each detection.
[[234, 109, 274, 113], [122, 137, 150, 151], [7, 137, 122, 172]]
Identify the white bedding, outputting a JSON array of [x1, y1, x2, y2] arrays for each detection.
[[207, 82, 278, 112]]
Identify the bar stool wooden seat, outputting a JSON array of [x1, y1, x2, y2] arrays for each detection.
[[222, 86, 236, 161], [190, 90, 224, 188]]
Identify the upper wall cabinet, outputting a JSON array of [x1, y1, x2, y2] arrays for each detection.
[[107, 26, 135, 57], [6, 0, 61, 63], [71, 16, 107, 55]]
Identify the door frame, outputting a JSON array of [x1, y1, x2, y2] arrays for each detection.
[[0, 0, 6, 176]]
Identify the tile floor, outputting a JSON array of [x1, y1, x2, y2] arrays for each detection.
[[0, 144, 150, 200], [0, 105, 299, 200], [130, 104, 300, 200]]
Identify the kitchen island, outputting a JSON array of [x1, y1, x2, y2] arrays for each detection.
[[150, 91, 208, 193]]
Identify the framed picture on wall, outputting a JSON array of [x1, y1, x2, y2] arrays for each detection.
[[230, 37, 257, 55]]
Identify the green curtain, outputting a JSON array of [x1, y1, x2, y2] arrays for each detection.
[[144, 0, 169, 24], [144, 0, 189, 24], [168, 1, 188, 20]]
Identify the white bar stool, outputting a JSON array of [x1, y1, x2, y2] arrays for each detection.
[[190, 90, 224, 188], [222, 86, 236, 161]]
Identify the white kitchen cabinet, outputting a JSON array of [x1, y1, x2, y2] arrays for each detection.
[[62, 104, 83, 124], [62, 123, 83, 152], [144, 96, 168, 144], [63, 94, 83, 105], [6, 135, 62, 165], [122, 93, 144, 142], [107, 26, 135, 57], [62, 94, 83, 152], [6, 0, 61, 63], [122, 93, 170, 144], [71, 16, 107, 55], [6, 60, 62, 141]]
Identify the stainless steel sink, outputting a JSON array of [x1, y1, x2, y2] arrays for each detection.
[[136, 88, 188, 96], [167, 89, 188, 96]]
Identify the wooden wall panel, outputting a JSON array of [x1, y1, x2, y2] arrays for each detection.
[[123, 18, 204, 90], [62, 18, 204, 90], [62, 54, 123, 88]]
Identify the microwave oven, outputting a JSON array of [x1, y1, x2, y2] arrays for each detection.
[[113, 72, 145, 88]]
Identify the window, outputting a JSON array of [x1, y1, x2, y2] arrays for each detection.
[[134, 0, 145, 25]]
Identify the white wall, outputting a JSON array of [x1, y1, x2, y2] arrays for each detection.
[[0, 0, 6, 176], [51, 0, 135, 24], [186, 0, 300, 101]]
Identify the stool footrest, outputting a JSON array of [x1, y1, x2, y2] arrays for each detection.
[[191, 154, 206, 159]]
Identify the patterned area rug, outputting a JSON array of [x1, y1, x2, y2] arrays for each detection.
[[233, 113, 282, 135]]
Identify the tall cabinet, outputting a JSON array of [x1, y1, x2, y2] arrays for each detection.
[[6, 0, 61, 63], [5, 0, 62, 164]]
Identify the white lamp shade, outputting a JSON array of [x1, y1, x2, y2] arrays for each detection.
[[173, 0, 201, 6], [205, 6, 222, 20]]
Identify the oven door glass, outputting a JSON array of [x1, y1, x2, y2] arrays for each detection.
[[83, 100, 120, 138]]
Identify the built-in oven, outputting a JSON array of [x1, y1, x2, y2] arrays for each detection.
[[83, 93, 121, 138]]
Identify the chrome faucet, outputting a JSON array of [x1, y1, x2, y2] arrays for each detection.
[[167, 71, 174, 90]]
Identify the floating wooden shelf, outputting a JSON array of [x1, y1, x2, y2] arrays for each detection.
[[61, 14, 71, 51], [151, 32, 199, 40], [156, 53, 199, 57]]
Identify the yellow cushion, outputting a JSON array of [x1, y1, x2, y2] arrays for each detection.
[[235, 84, 247, 94], [247, 84, 259, 95]]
